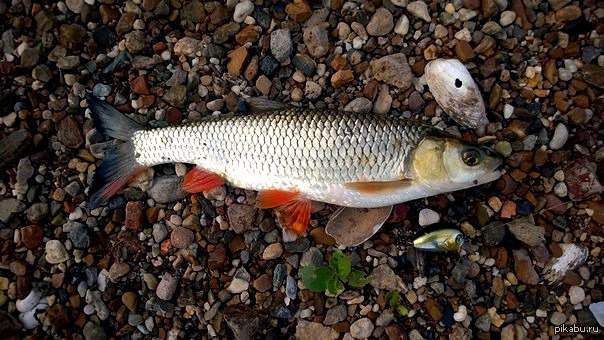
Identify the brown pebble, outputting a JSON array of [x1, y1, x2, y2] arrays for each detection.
[[122, 292, 137, 311], [227, 46, 249, 76], [125, 201, 144, 231], [425, 298, 443, 321], [20, 225, 43, 249]]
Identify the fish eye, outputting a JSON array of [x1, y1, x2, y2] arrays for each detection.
[[455, 78, 463, 88], [455, 234, 464, 245], [462, 149, 481, 166]]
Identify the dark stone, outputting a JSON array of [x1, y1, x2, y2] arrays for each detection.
[[93, 26, 116, 51], [0, 129, 31, 168], [259, 55, 279, 77]]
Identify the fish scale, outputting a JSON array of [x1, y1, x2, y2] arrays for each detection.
[[131, 108, 434, 205]]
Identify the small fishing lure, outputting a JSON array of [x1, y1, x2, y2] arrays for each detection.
[[413, 228, 465, 252]]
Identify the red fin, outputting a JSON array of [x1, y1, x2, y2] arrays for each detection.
[[182, 167, 224, 193], [256, 189, 300, 209], [257, 189, 311, 236], [99, 167, 147, 201], [278, 199, 311, 236]]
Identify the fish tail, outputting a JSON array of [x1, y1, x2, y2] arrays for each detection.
[[85, 94, 146, 209]]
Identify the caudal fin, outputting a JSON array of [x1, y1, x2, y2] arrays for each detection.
[[86, 94, 146, 209]]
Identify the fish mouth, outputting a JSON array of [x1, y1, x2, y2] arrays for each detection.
[[475, 157, 503, 186]]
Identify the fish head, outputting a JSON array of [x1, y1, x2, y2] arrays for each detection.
[[411, 136, 502, 192], [443, 231, 465, 252]]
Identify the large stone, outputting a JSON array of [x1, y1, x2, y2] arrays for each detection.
[[227, 204, 257, 233], [369, 53, 413, 90]]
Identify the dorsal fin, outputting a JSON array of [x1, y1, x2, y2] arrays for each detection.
[[245, 97, 291, 113]]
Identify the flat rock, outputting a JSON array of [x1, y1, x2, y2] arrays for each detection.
[[45, 240, 69, 264], [147, 176, 187, 203], [224, 305, 261, 339], [227, 204, 257, 233], [303, 25, 329, 58], [512, 249, 539, 285], [270, 29, 292, 62], [0, 198, 26, 222], [367, 264, 406, 291], [366, 8, 394, 36], [350, 318, 374, 339], [156, 273, 177, 300], [295, 320, 338, 340], [369, 53, 413, 90], [57, 116, 83, 148]]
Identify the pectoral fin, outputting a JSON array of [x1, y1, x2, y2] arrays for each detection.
[[182, 167, 225, 193], [256, 189, 311, 239], [344, 179, 414, 194]]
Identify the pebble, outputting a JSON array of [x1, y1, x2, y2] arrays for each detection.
[[367, 264, 405, 291], [324, 304, 347, 325], [454, 305, 468, 322], [372, 84, 392, 114], [45, 240, 69, 264], [296, 321, 338, 340], [549, 123, 568, 150], [303, 25, 329, 58], [407, 1, 431, 22], [270, 29, 292, 63], [170, 227, 194, 249], [233, 1, 254, 23], [370, 54, 413, 90], [569, 286, 585, 305], [500, 11, 516, 26], [262, 243, 283, 260], [227, 204, 257, 233], [394, 15, 410, 36], [344, 98, 372, 114], [174, 37, 202, 57], [366, 8, 394, 36], [350, 318, 374, 339], [512, 249, 539, 285], [156, 273, 177, 300], [227, 278, 249, 294], [550, 311, 567, 325], [418, 208, 439, 226]]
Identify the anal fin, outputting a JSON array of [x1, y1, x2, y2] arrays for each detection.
[[256, 189, 311, 237], [182, 167, 225, 193]]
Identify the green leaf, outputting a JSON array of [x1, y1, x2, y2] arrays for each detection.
[[347, 269, 368, 288], [386, 291, 399, 308], [326, 277, 344, 295], [396, 305, 409, 316], [329, 250, 351, 279], [299, 266, 333, 292]]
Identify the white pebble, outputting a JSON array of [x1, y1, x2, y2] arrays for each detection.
[[418, 208, 439, 226], [503, 104, 514, 119], [554, 182, 567, 197], [549, 123, 568, 150], [394, 15, 409, 36], [454, 305, 467, 322], [233, 0, 254, 23], [569, 286, 585, 305]]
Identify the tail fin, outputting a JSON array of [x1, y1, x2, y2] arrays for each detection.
[[85, 93, 141, 140], [86, 94, 146, 209]]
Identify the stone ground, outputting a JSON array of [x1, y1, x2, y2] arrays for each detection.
[[0, 0, 603, 339]]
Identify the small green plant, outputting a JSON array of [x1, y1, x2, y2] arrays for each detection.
[[385, 291, 409, 316], [299, 249, 368, 295]]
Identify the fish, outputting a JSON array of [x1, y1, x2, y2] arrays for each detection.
[[413, 228, 465, 252], [85, 95, 502, 240], [425, 58, 488, 132]]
